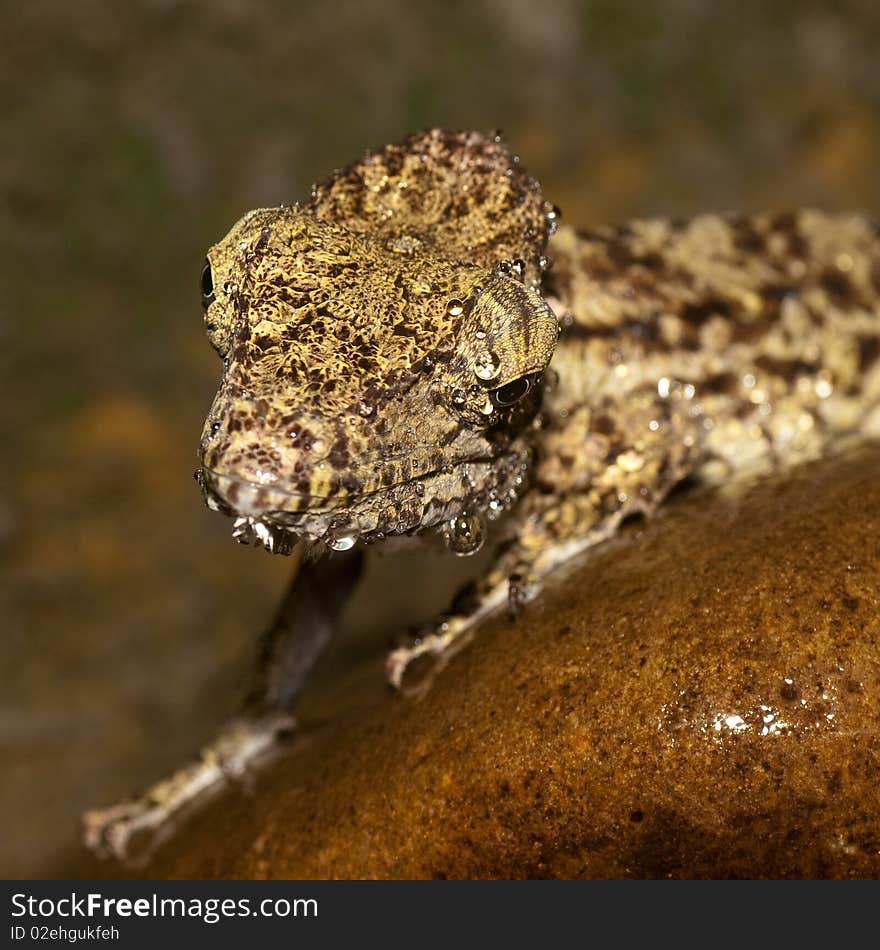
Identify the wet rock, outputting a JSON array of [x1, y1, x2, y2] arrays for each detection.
[[129, 445, 880, 878]]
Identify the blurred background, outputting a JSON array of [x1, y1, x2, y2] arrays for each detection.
[[3, 0, 880, 878]]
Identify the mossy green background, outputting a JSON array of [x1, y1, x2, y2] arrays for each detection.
[[3, 0, 880, 876]]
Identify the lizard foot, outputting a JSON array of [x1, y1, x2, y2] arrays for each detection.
[[385, 566, 527, 692], [385, 616, 474, 696], [82, 710, 295, 865]]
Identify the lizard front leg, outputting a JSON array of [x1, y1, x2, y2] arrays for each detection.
[[83, 549, 363, 863], [386, 390, 703, 689]]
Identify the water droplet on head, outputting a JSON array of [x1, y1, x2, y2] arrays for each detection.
[[329, 535, 356, 552], [445, 512, 486, 556], [358, 401, 374, 418], [446, 298, 465, 317], [475, 329, 486, 340], [451, 388, 467, 407], [546, 203, 561, 221], [814, 370, 834, 399], [473, 351, 501, 381]]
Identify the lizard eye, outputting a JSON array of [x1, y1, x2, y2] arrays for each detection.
[[201, 259, 215, 310], [490, 375, 534, 408]]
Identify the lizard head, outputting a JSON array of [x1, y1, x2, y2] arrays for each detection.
[[197, 129, 560, 554]]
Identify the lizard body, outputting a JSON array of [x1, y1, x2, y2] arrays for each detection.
[[84, 129, 880, 861]]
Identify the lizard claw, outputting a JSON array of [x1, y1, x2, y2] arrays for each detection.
[[82, 711, 296, 865]]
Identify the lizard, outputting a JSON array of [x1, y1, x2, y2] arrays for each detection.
[[83, 128, 880, 863]]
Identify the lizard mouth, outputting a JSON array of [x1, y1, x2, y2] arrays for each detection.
[[197, 447, 529, 554]]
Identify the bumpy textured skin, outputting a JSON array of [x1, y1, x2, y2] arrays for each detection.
[[197, 128, 880, 681], [199, 129, 558, 553]]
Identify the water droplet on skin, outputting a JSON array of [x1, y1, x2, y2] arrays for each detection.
[[475, 329, 486, 340], [329, 535, 356, 552], [474, 351, 501, 381], [445, 512, 486, 556], [538, 255, 552, 271], [451, 388, 467, 407], [546, 203, 561, 221], [814, 371, 834, 399], [480, 397, 495, 415], [358, 401, 374, 417], [446, 298, 464, 317]]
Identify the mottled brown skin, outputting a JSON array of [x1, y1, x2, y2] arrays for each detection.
[[198, 130, 558, 552], [84, 129, 880, 861], [466, 210, 880, 652]]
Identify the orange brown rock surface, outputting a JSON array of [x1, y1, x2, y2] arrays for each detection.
[[111, 445, 880, 879]]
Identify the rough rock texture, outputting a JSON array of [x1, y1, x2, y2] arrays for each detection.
[[118, 445, 879, 879]]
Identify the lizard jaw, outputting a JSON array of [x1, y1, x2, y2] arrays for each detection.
[[197, 445, 531, 555]]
